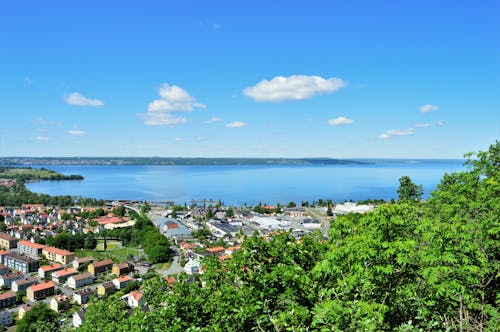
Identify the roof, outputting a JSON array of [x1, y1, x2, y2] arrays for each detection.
[[4, 252, 38, 263], [206, 246, 225, 253], [40, 263, 63, 272], [75, 256, 94, 264], [70, 272, 94, 281], [129, 291, 143, 301], [92, 259, 113, 268], [0, 250, 9, 256], [2, 271, 23, 280], [28, 281, 55, 292], [18, 240, 46, 250], [114, 262, 133, 269], [75, 288, 94, 296], [0, 264, 9, 270], [53, 268, 77, 277], [13, 277, 38, 286], [0, 291, 15, 300], [115, 275, 132, 283], [0, 232, 17, 241], [53, 294, 69, 302], [99, 281, 115, 289], [43, 246, 73, 256]]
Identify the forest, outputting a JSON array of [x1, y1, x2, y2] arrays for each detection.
[[19, 142, 500, 331]]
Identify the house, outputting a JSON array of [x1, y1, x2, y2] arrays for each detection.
[[18, 302, 36, 319], [0, 233, 17, 250], [112, 275, 132, 290], [112, 262, 134, 276], [38, 263, 63, 279], [205, 246, 225, 256], [73, 309, 86, 328], [88, 259, 113, 276], [3, 252, 39, 273], [225, 245, 241, 255], [0, 271, 23, 287], [52, 268, 78, 285], [42, 247, 75, 265], [50, 294, 70, 312], [97, 281, 116, 296], [73, 288, 94, 305], [0, 264, 10, 275], [0, 251, 9, 264], [0, 310, 12, 327], [0, 291, 16, 309], [11, 277, 38, 292], [184, 258, 201, 275], [127, 291, 145, 308], [17, 240, 46, 257], [27, 281, 55, 301], [72, 256, 94, 270], [67, 272, 94, 289]]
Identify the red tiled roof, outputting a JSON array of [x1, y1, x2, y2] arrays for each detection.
[[92, 259, 113, 268], [53, 268, 77, 277], [116, 275, 131, 283], [18, 240, 46, 250], [43, 246, 73, 256], [0, 291, 15, 300], [206, 246, 225, 253], [28, 281, 55, 292], [129, 291, 143, 301], [40, 264, 62, 272]]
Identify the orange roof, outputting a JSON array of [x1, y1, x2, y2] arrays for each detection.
[[18, 240, 46, 250], [218, 254, 232, 261], [226, 245, 241, 252], [92, 259, 113, 268], [53, 268, 77, 277], [116, 275, 132, 283], [166, 277, 175, 284], [28, 281, 55, 292], [129, 291, 143, 301], [40, 264, 62, 272], [0, 250, 10, 256], [206, 246, 225, 253], [43, 246, 73, 256], [0, 291, 15, 300]]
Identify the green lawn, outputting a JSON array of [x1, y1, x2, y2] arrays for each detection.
[[154, 261, 172, 270], [74, 246, 142, 262], [109, 247, 141, 259]]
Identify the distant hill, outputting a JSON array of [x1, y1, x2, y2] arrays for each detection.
[[0, 157, 369, 166]]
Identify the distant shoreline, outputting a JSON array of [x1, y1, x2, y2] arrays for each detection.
[[0, 157, 465, 166]]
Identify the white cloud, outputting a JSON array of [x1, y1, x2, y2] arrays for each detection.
[[205, 117, 223, 124], [142, 83, 204, 126], [35, 136, 49, 141], [212, 23, 221, 29], [65, 92, 104, 107], [148, 84, 205, 112], [420, 104, 438, 113], [328, 116, 354, 126], [435, 120, 445, 126], [175, 137, 184, 142], [68, 129, 86, 136], [415, 120, 446, 128], [243, 75, 346, 102], [379, 128, 414, 139], [414, 123, 432, 128], [225, 121, 247, 128], [140, 113, 188, 126]]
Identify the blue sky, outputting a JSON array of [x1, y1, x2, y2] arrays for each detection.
[[0, 0, 498, 158]]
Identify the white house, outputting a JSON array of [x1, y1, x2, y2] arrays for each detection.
[[184, 258, 201, 275], [0, 310, 12, 327], [73, 309, 86, 327], [67, 272, 94, 289], [127, 291, 145, 308], [73, 288, 94, 305]]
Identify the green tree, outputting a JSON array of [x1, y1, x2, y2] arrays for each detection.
[[397, 175, 423, 202], [16, 303, 59, 332]]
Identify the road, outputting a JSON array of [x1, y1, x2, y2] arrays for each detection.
[[306, 207, 333, 238]]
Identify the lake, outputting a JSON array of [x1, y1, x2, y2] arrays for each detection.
[[26, 161, 465, 205]]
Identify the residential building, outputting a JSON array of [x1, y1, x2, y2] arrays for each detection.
[[50, 294, 70, 312], [11, 277, 38, 292], [88, 259, 113, 276], [27, 281, 55, 301], [52, 268, 78, 284], [67, 272, 94, 289], [184, 258, 201, 275], [205, 246, 225, 256], [18, 302, 36, 319], [42, 247, 75, 265], [0, 291, 16, 309], [3, 252, 39, 273], [73, 287, 94, 305], [112, 262, 134, 276], [128, 291, 145, 308], [0, 251, 9, 264], [38, 263, 63, 279], [112, 275, 132, 290], [0, 310, 12, 327], [0, 264, 10, 275], [0, 271, 23, 287], [0, 233, 17, 250], [73, 309, 86, 328], [72, 256, 93, 270], [17, 240, 46, 257], [97, 281, 116, 296]]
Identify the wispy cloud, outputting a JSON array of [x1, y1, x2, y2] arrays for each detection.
[[205, 117, 223, 124], [34, 136, 49, 141], [64, 92, 104, 107], [225, 121, 247, 128], [420, 104, 438, 113], [415, 120, 446, 128], [68, 129, 86, 136], [141, 83, 204, 126], [174, 137, 184, 142], [243, 75, 346, 102], [379, 128, 414, 139], [328, 116, 354, 126], [212, 23, 222, 29]]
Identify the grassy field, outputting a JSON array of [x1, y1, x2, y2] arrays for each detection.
[[0, 168, 58, 178], [154, 261, 172, 270], [74, 245, 142, 262], [109, 247, 141, 259]]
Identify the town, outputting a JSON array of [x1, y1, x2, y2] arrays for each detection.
[[0, 195, 375, 330]]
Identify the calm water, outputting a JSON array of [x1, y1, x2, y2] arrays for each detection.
[[26, 161, 465, 205]]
